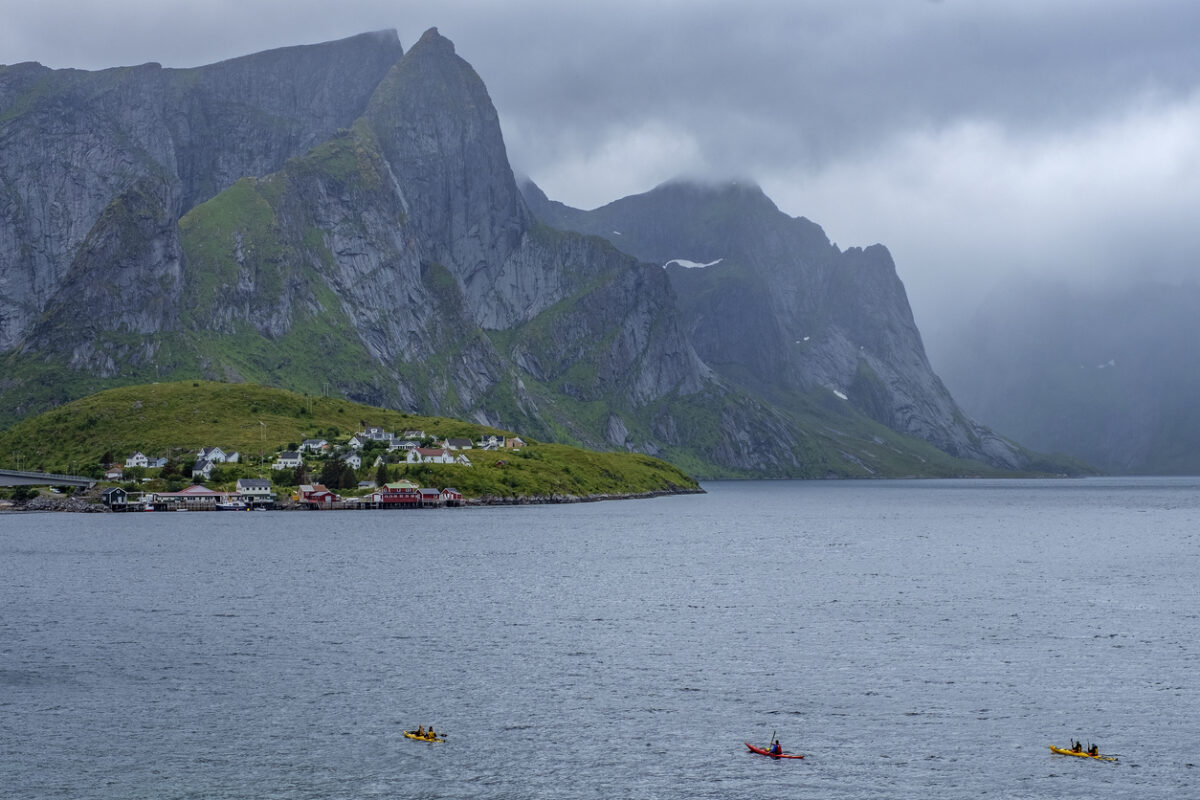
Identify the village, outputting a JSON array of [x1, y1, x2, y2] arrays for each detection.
[[99, 426, 528, 512]]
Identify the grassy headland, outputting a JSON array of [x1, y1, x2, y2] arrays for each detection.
[[0, 381, 700, 499]]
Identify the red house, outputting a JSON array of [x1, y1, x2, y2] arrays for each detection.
[[377, 480, 420, 506], [298, 483, 340, 506], [440, 488, 463, 506]]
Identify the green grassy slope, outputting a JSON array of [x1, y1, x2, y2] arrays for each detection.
[[0, 381, 700, 496]]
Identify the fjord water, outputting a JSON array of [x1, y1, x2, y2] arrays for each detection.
[[2, 478, 1197, 798]]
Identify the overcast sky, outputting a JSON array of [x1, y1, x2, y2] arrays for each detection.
[[5, 0, 1200, 355]]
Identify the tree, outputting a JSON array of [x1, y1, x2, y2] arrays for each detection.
[[11, 485, 37, 503], [375, 462, 391, 486], [320, 458, 345, 489], [291, 464, 309, 486]]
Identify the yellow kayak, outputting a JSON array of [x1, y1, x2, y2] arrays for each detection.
[[1050, 745, 1116, 762], [405, 731, 444, 743]]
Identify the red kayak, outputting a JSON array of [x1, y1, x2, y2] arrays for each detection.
[[745, 742, 805, 759]]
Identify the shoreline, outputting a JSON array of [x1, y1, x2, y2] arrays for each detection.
[[0, 486, 705, 513]]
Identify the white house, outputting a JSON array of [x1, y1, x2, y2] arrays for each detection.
[[191, 459, 214, 480], [347, 434, 366, 450], [236, 478, 274, 504], [406, 447, 455, 464], [344, 452, 362, 470], [300, 438, 329, 453], [198, 446, 227, 463], [273, 451, 303, 470], [125, 451, 149, 468], [363, 426, 393, 441], [387, 439, 419, 452], [477, 434, 504, 449], [443, 437, 474, 451]]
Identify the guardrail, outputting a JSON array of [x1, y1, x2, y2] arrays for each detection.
[[0, 469, 97, 488]]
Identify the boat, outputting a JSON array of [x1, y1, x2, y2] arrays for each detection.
[[745, 742, 804, 759], [215, 500, 248, 511], [1049, 745, 1117, 762], [405, 731, 444, 743]]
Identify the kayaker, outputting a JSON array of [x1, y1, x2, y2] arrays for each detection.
[[1072, 740, 1082, 753], [428, 726, 436, 740], [1088, 744, 1098, 756], [770, 739, 782, 756], [416, 725, 425, 738]]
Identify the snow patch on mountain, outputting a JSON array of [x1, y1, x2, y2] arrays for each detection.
[[663, 258, 723, 269]]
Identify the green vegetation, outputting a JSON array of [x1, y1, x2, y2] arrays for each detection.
[[0, 381, 700, 497]]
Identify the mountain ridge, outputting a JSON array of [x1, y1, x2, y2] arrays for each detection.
[[0, 29, 1077, 478]]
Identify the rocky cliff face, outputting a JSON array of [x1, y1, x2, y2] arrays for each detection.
[[522, 179, 1027, 469], [0, 31, 403, 352], [0, 29, 1053, 477]]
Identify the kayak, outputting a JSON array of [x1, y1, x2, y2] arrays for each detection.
[[745, 742, 805, 759], [1049, 745, 1116, 762], [405, 731, 445, 743]]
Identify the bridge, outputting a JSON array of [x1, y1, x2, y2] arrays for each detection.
[[0, 469, 96, 488]]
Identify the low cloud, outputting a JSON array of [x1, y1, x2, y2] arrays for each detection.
[[760, 90, 1200, 340]]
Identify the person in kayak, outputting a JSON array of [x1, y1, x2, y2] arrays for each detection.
[[428, 726, 436, 740], [416, 725, 425, 738], [770, 739, 782, 755], [1088, 744, 1098, 756], [1071, 740, 1082, 753]]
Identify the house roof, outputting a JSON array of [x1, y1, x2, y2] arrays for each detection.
[[156, 485, 228, 498], [237, 479, 271, 489]]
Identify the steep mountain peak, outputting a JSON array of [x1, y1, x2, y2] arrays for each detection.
[[412, 26, 454, 54], [365, 27, 528, 286]]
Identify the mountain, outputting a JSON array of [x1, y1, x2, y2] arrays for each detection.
[[0, 29, 1063, 478], [521, 178, 1029, 470], [934, 280, 1200, 474]]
